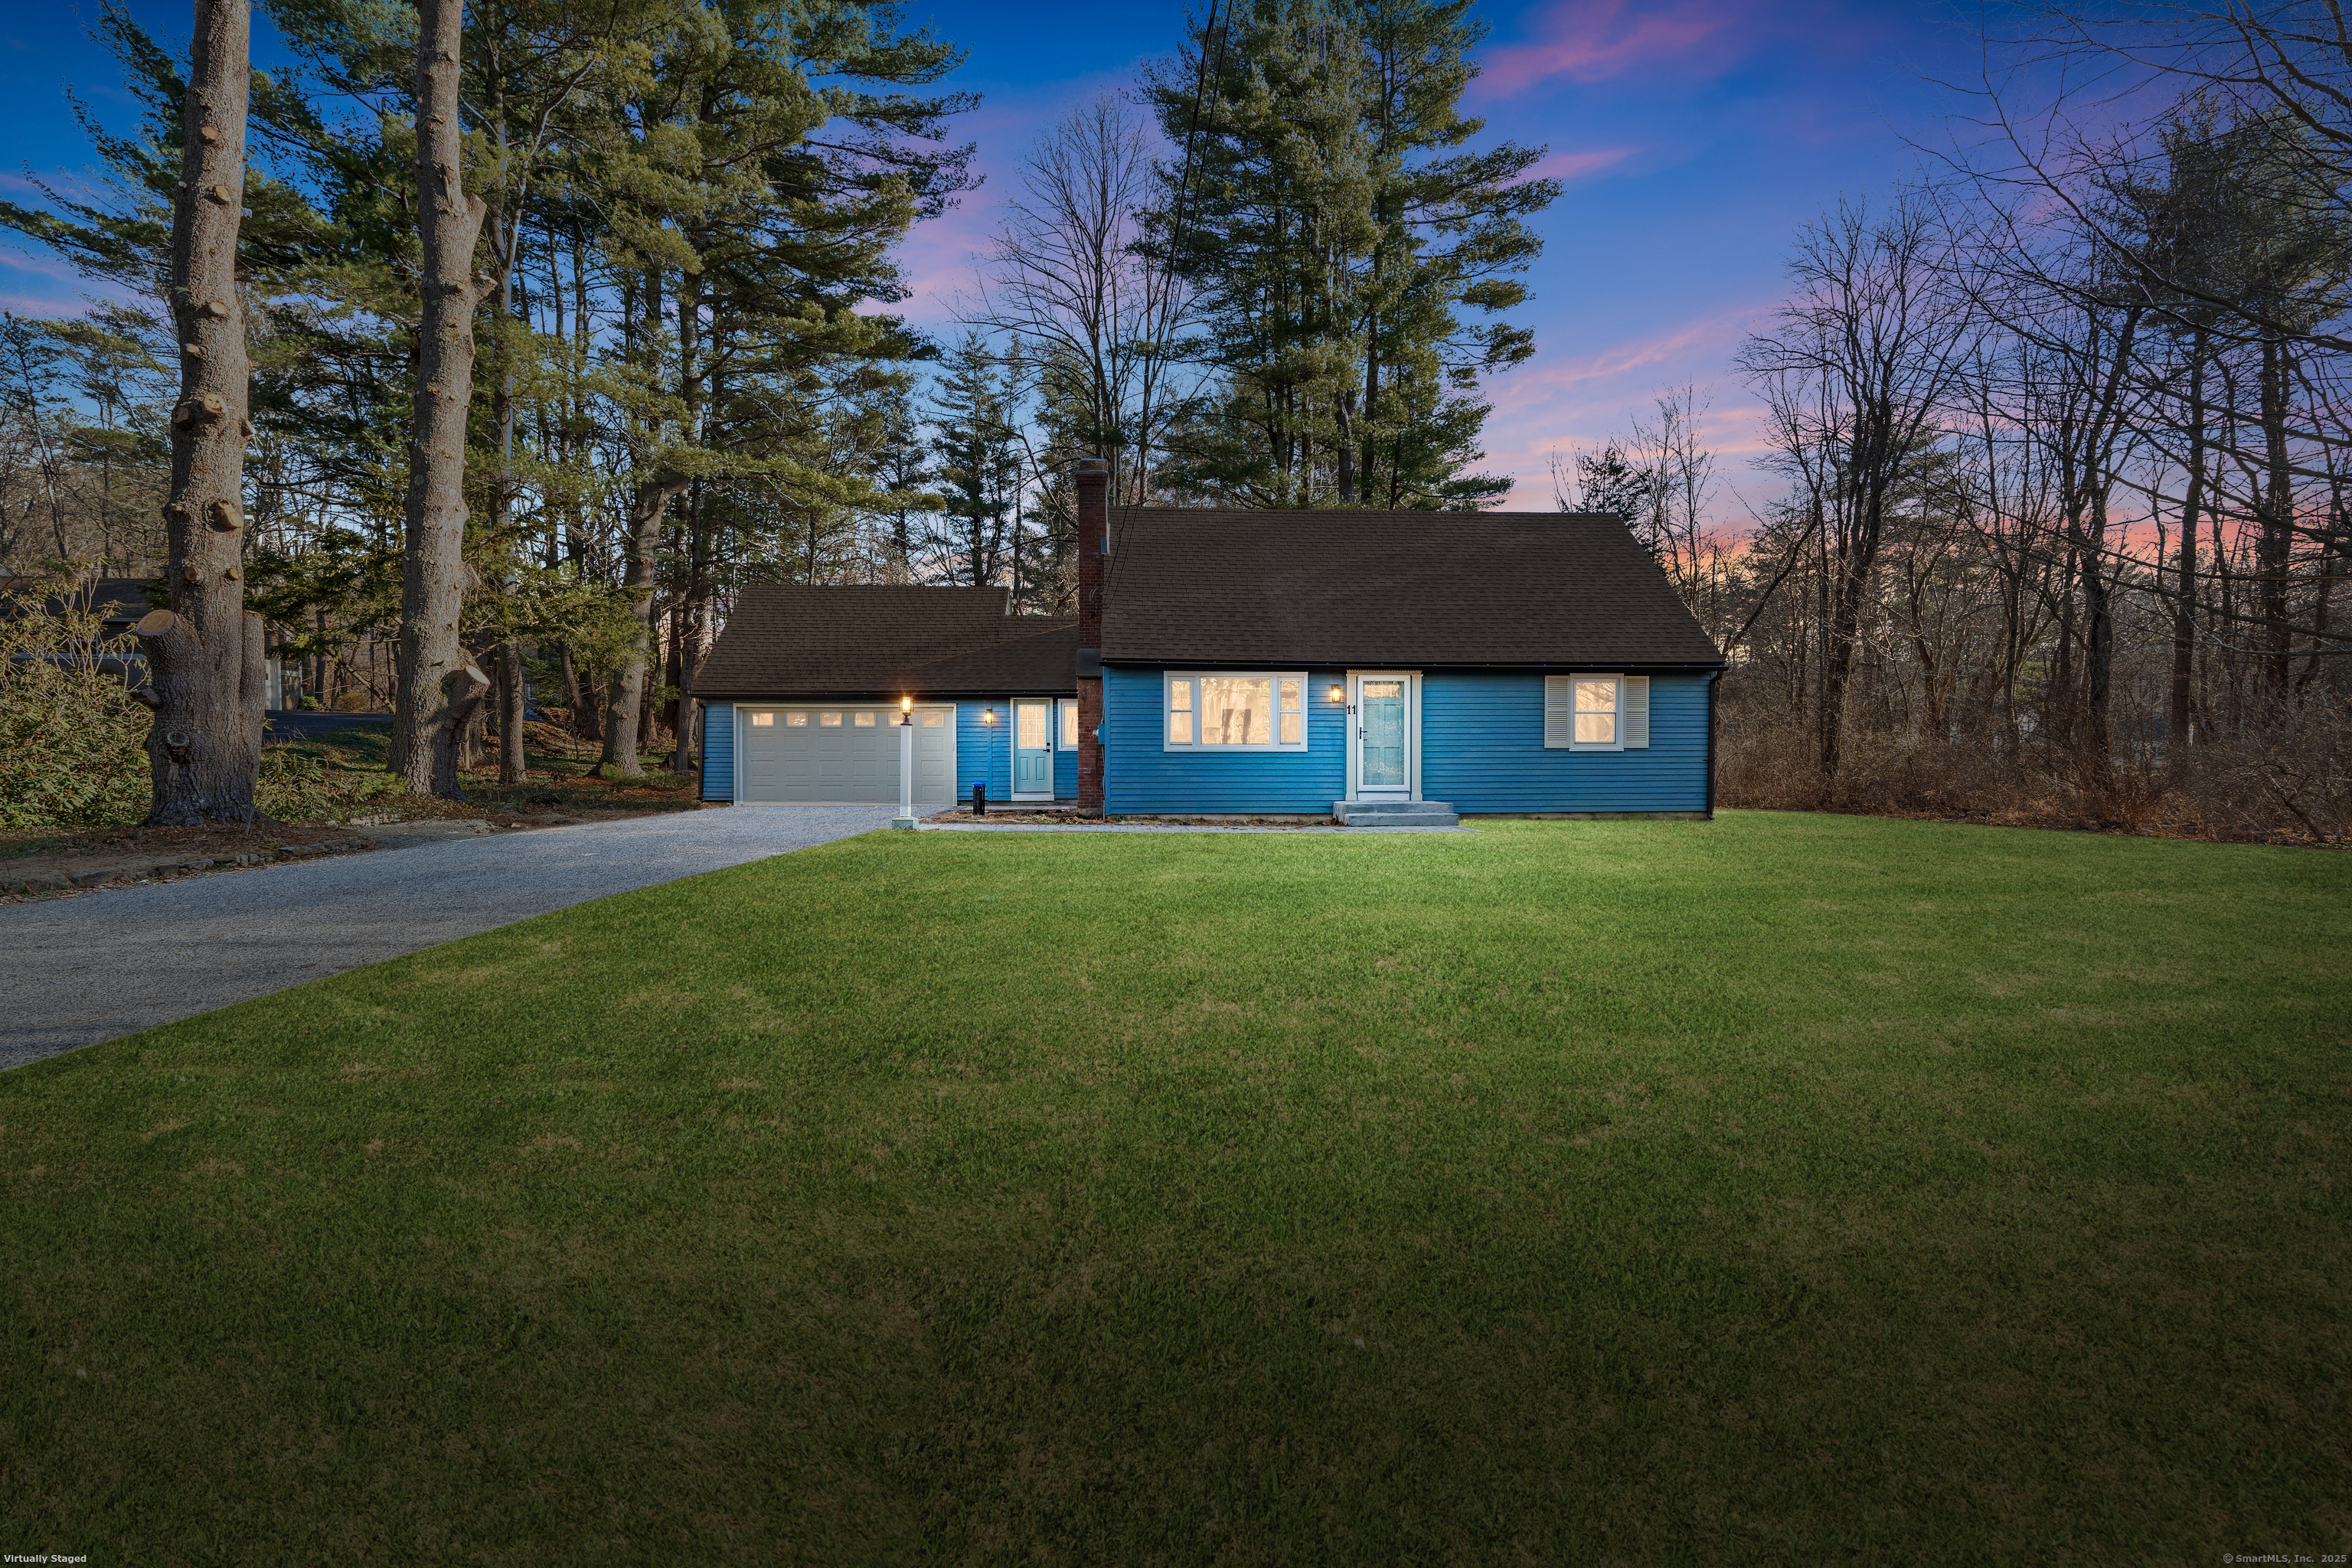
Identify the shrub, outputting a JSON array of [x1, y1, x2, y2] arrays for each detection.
[[3, 572, 410, 831], [0, 572, 151, 829], [254, 746, 401, 821], [1717, 682, 2352, 845]]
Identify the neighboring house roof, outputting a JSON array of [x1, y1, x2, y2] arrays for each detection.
[[1102, 509, 1725, 668], [0, 576, 155, 629], [693, 584, 1077, 699]]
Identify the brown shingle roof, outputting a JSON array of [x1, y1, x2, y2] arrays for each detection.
[[1101, 508, 1723, 668], [694, 584, 1076, 699], [1, 576, 156, 625]]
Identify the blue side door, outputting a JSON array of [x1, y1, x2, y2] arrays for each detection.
[[1013, 699, 1054, 798]]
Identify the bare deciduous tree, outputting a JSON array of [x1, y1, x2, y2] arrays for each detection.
[[966, 92, 1193, 507], [1737, 191, 1982, 783]]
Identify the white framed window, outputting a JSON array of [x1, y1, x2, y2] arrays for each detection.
[[853, 710, 877, 727], [920, 710, 945, 727], [819, 712, 842, 727], [750, 711, 774, 727], [784, 712, 808, 727], [1165, 672, 1307, 751], [1545, 675, 1650, 750], [1059, 697, 1078, 748]]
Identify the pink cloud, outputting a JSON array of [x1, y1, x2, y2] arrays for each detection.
[[1475, 304, 1779, 516], [1481, 0, 1750, 97], [1521, 146, 1642, 183], [0, 245, 142, 318], [0, 246, 111, 287]]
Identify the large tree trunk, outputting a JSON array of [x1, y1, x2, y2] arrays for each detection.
[[391, 0, 489, 799], [1816, 491, 1883, 788], [557, 642, 599, 743], [2080, 490, 2115, 779], [599, 472, 689, 777], [2170, 332, 2207, 757], [2257, 338, 2295, 716], [498, 636, 528, 784], [1334, 388, 1356, 504], [1818, 573, 1863, 785], [669, 540, 707, 774], [145, 0, 265, 825]]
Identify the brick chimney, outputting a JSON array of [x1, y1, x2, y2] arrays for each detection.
[[1074, 457, 1109, 815]]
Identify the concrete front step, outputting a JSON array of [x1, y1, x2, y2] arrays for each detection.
[[1334, 799, 1459, 828]]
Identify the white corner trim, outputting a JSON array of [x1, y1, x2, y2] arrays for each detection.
[[730, 702, 744, 804], [1410, 671, 1423, 802]]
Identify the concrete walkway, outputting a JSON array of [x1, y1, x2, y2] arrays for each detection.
[[0, 805, 895, 1068]]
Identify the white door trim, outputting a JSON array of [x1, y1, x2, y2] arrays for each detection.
[[1346, 671, 1421, 802]]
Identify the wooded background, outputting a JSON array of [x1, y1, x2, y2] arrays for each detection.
[[2, 0, 2347, 840]]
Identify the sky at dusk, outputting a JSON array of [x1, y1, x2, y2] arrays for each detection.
[[1, 0, 2004, 514]]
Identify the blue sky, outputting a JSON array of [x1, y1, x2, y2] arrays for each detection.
[[1, 0, 1998, 510]]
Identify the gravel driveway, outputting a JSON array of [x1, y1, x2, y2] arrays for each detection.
[[0, 805, 896, 1068]]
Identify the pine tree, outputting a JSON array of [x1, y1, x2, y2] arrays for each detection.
[[926, 335, 1024, 589], [1145, 0, 1556, 508]]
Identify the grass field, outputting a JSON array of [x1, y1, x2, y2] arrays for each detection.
[[2, 812, 2345, 1562]]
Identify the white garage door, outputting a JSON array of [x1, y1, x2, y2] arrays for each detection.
[[737, 705, 956, 804]]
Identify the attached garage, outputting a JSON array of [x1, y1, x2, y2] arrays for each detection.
[[736, 704, 956, 805], [693, 584, 1080, 808]]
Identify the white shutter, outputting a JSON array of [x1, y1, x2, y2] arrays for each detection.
[[1544, 675, 1574, 749], [1623, 675, 1650, 749]]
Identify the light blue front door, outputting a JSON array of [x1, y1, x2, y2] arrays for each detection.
[[1013, 699, 1054, 798], [1358, 678, 1408, 797]]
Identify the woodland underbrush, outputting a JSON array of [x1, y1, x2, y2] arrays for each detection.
[[1720, 715, 2352, 844], [3, 574, 691, 831]]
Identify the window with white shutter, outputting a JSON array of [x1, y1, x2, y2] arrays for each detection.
[[1544, 675, 1650, 750], [1544, 677, 1575, 748]]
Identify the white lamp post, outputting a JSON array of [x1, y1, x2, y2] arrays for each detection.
[[892, 694, 917, 829]]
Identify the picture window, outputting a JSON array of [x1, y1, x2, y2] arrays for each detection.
[[1164, 672, 1308, 752]]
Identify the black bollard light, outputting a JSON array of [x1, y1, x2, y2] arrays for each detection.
[[973, 782, 986, 817]]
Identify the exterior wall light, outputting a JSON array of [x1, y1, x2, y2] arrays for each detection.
[[1327, 684, 1345, 704], [982, 707, 996, 726]]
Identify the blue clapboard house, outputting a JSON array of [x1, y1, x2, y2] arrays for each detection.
[[692, 462, 1726, 824]]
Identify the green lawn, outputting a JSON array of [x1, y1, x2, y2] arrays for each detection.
[[3, 814, 2346, 1562]]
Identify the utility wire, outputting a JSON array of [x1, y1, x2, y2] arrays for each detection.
[[1164, 0, 1232, 271]]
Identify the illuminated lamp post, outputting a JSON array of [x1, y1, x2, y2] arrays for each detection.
[[891, 694, 917, 830]]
